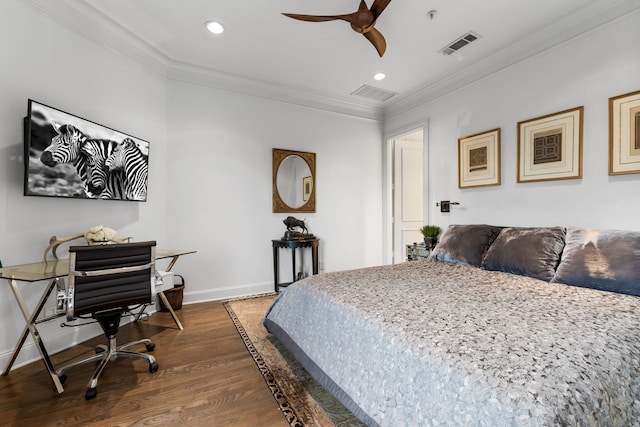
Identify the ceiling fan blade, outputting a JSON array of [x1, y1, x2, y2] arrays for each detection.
[[370, 0, 392, 18], [282, 13, 354, 24], [283, 3, 389, 56], [363, 27, 386, 57]]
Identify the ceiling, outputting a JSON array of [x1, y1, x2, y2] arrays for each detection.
[[24, 0, 639, 119]]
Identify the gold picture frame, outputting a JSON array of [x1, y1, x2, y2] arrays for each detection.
[[458, 128, 501, 188], [302, 175, 312, 202], [609, 89, 640, 175], [517, 106, 583, 183]]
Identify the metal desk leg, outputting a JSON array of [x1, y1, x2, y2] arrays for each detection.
[[162, 256, 184, 330], [134, 255, 184, 329], [165, 255, 179, 272], [3, 278, 64, 394], [158, 290, 183, 330], [2, 278, 57, 375]]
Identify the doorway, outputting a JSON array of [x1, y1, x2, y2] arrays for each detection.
[[384, 124, 428, 264]]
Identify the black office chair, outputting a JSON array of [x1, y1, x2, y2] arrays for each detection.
[[55, 241, 159, 400]]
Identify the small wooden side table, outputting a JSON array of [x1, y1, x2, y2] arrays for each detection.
[[272, 238, 319, 292]]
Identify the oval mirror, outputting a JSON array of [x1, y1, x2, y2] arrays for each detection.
[[273, 148, 316, 213]]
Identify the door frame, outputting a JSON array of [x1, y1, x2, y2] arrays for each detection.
[[382, 120, 429, 264]]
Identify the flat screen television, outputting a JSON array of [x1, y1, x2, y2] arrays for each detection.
[[24, 99, 149, 201]]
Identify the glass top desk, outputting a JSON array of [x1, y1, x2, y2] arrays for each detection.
[[0, 248, 195, 394]]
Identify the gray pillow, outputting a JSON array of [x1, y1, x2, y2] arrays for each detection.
[[428, 224, 502, 267], [552, 228, 640, 296], [481, 227, 566, 281]]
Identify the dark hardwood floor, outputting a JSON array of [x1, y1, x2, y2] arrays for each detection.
[[0, 301, 289, 427]]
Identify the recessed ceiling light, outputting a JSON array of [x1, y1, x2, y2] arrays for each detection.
[[373, 73, 386, 81], [205, 21, 225, 35]]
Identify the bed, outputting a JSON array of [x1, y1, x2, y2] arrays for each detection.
[[264, 225, 640, 426]]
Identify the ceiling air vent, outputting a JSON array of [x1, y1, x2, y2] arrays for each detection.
[[440, 31, 481, 55], [351, 84, 398, 102]]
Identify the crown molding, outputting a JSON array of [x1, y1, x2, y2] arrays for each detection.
[[383, 0, 640, 120], [19, 0, 170, 79], [17, 0, 383, 121], [165, 61, 383, 121], [18, 0, 637, 124]]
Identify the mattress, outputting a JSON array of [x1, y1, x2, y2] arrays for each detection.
[[264, 260, 640, 426]]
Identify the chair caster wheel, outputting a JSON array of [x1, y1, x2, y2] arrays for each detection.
[[149, 362, 159, 373], [85, 387, 97, 400], [96, 347, 105, 354], [58, 374, 67, 384], [146, 343, 155, 352]]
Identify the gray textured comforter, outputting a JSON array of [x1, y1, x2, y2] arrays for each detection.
[[264, 260, 640, 426]]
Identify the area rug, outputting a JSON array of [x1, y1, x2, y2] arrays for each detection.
[[223, 294, 365, 427]]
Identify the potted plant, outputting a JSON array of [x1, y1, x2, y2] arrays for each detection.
[[420, 225, 441, 250]]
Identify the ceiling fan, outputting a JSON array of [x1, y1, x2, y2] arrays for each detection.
[[282, 0, 392, 57]]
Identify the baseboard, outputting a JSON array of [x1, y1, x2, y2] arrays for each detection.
[[182, 281, 274, 305], [0, 282, 274, 374]]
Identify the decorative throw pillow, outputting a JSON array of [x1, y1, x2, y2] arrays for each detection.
[[481, 227, 566, 281], [552, 228, 640, 296], [428, 224, 502, 267]]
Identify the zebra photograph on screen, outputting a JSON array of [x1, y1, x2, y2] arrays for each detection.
[[106, 138, 148, 201], [24, 100, 149, 201]]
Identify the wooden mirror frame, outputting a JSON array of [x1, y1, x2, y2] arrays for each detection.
[[272, 148, 316, 213]]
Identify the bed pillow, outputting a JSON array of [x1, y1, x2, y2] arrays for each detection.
[[428, 224, 502, 267], [551, 228, 640, 296], [481, 227, 566, 281]]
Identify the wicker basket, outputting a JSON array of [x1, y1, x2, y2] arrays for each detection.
[[159, 274, 184, 312]]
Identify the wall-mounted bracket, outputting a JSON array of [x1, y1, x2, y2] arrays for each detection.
[[436, 200, 460, 213]]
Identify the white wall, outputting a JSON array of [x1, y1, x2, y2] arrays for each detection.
[[4, 0, 635, 379], [386, 11, 640, 232], [165, 81, 383, 302], [0, 1, 168, 368], [0, 1, 383, 370]]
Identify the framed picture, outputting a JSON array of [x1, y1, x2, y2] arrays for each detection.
[[24, 99, 150, 201], [609, 89, 640, 175], [302, 175, 312, 202], [458, 128, 501, 188], [517, 106, 583, 183]]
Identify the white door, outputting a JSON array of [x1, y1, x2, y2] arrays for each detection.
[[393, 137, 424, 263]]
